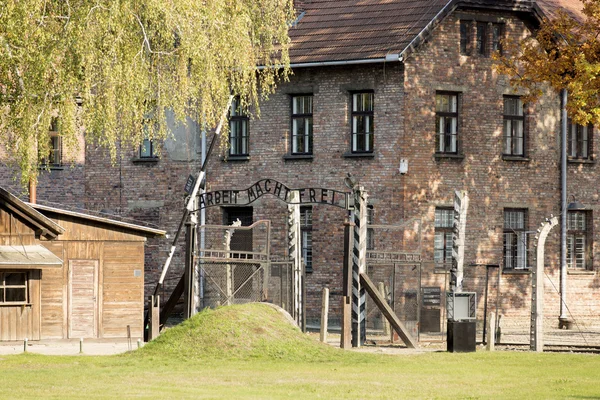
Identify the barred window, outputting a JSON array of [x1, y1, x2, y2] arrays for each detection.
[[0, 272, 27, 304], [300, 206, 313, 272], [436, 93, 459, 154], [503, 209, 529, 270], [434, 208, 454, 266], [351, 92, 374, 153], [567, 211, 592, 270]]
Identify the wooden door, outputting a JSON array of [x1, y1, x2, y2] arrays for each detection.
[[68, 260, 98, 338]]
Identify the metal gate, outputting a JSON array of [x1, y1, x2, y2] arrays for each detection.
[[363, 221, 425, 343], [196, 221, 295, 316]]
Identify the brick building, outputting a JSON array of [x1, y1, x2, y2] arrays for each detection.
[[2, 0, 598, 339]]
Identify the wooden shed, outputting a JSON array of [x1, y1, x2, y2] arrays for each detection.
[[0, 187, 164, 341]]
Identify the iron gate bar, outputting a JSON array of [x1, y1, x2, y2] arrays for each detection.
[[198, 264, 232, 299], [366, 251, 422, 264], [225, 264, 264, 304], [360, 272, 418, 348]]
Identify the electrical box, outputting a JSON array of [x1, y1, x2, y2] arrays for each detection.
[[446, 291, 476, 321]]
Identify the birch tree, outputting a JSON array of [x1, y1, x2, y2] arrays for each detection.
[[494, 0, 600, 125], [0, 0, 293, 185]]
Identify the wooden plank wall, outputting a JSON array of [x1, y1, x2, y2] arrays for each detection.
[[102, 243, 145, 338], [0, 208, 36, 245], [41, 242, 67, 339], [49, 216, 147, 242], [0, 270, 41, 341]]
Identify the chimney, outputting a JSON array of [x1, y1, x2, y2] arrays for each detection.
[[29, 178, 36, 204]]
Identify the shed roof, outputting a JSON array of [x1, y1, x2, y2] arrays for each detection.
[[30, 203, 166, 238], [288, 0, 584, 66], [0, 245, 62, 268], [0, 187, 64, 240]]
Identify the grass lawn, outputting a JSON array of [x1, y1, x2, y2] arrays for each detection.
[[0, 304, 598, 399]]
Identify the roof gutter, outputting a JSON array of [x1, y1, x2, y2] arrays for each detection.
[[258, 53, 402, 70]]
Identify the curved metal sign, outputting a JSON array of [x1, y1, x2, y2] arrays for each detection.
[[197, 179, 350, 210]]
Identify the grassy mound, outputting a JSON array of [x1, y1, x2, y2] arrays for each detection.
[[138, 303, 343, 362]]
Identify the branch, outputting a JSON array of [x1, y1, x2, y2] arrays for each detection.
[[132, 13, 178, 56], [3, 42, 25, 94]]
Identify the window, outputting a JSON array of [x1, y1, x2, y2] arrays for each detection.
[[568, 120, 592, 160], [460, 21, 472, 55], [291, 95, 313, 155], [139, 138, 156, 158], [229, 97, 249, 156], [503, 209, 529, 270], [300, 206, 313, 272], [492, 24, 503, 54], [503, 96, 525, 157], [567, 211, 592, 269], [476, 22, 487, 56], [434, 208, 454, 267], [435, 93, 459, 154], [41, 121, 63, 167], [0, 272, 27, 303], [367, 205, 375, 250], [351, 92, 374, 153]]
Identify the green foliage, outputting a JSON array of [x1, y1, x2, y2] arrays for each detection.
[[0, 0, 292, 185], [494, 0, 600, 126]]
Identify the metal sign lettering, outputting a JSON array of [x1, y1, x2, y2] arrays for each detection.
[[196, 179, 350, 210], [422, 287, 441, 307], [184, 175, 196, 195]]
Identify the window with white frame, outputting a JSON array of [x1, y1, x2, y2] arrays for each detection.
[[503, 209, 529, 270], [567, 211, 592, 270], [351, 92, 374, 153], [300, 206, 313, 272], [229, 97, 249, 156], [434, 208, 454, 267], [568, 120, 592, 160], [0, 271, 27, 303], [291, 95, 313, 155], [503, 96, 525, 157], [435, 93, 459, 154]]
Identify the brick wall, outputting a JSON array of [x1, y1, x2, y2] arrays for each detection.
[[403, 10, 600, 330]]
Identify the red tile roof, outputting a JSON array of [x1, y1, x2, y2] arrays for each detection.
[[288, 0, 585, 66]]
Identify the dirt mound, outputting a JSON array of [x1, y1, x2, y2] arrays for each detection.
[[138, 303, 340, 361]]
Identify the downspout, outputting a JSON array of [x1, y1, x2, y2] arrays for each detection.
[[560, 88, 568, 324]]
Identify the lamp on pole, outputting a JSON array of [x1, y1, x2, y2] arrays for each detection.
[[559, 88, 569, 327]]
